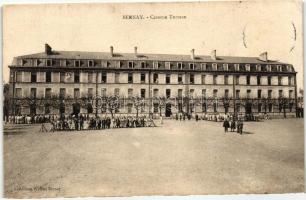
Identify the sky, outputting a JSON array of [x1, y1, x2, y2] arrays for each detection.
[[2, 0, 304, 89]]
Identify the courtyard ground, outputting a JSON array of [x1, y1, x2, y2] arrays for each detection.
[[3, 118, 304, 198]]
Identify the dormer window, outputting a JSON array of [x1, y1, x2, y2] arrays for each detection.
[[116, 61, 121, 68], [60, 60, 67, 67], [245, 64, 250, 71], [287, 65, 293, 72], [277, 65, 282, 72], [141, 62, 146, 69], [21, 59, 27, 66], [212, 63, 217, 70], [234, 64, 239, 71], [267, 65, 272, 71], [165, 62, 170, 69], [177, 62, 183, 70], [46, 59, 52, 67], [256, 64, 261, 71], [189, 63, 195, 70], [223, 63, 228, 71], [201, 63, 207, 70], [154, 62, 159, 69], [128, 61, 134, 68], [88, 60, 94, 67], [75, 60, 81, 67]]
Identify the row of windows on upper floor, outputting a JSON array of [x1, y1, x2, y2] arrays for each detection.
[[18, 58, 294, 72], [15, 87, 295, 100], [17, 71, 296, 86]]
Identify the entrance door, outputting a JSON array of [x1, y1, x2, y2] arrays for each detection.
[[165, 103, 172, 117], [245, 102, 252, 114]]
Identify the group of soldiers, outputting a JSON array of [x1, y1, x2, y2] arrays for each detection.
[[222, 118, 244, 134], [45, 114, 157, 132]]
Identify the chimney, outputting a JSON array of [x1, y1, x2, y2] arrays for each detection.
[[191, 49, 195, 60], [259, 52, 268, 61], [134, 46, 138, 57], [45, 43, 52, 55], [210, 50, 217, 60], [110, 46, 114, 57]]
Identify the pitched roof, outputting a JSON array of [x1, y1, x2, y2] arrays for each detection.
[[16, 50, 288, 65]]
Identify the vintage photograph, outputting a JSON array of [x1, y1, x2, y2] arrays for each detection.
[[2, 1, 304, 198]]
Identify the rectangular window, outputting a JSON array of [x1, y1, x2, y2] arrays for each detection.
[[16, 72, 22, 82], [166, 89, 171, 98], [153, 73, 159, 83], [212, 63, 217, 70], [235, 75, 240, 85], [141, 62, 146, 68], [223, 63, 228, 71], [153, 103, 159, 113], [257, 76, 261, 85], [15, 88, 22, 98], [202, 75, 206, 84], [74, 88, 80, 99], [268, 76, 272, 85], [101, 88, 106, 97], [177, 62, 183, 70], [141, 89, 146, 98], [224, 75, 228, 85], [246, 76, 250, 85], [127, 103, 133, 113], [101, 72, 107, 83], [59, 88, 66, 99], [128, 61, 134, 68], [190, 89, 195, 98], [128, 73, 133, 83], [165, 62, 170, 69], [268, 90, 272, 99], [154, 62, 159, 69], [288, 76, 292, 86], [236, 90, 240, 99], [289, 90, 293, 99], [278, 76, 282, 85], [190, 74, 194, 84], [74, 71, 80, 83], [201, 63, 207, 70], [141, 73, 146, 83], [45, 88, 52, 98], [279, 90, 283, 98], [166, 74, 171, 84], [213, 75, 217, 85], [258, 90, 262, 99], [178, 89, 183, 97], [189, 63, 194, 70], [60, 72, 65, 83], [178, 74, 183, 84], [202, 89, 206, 98], [153, 89, 159, 97], [46, 59, 52, 67], [46, 71, 52, 83], [128, 88, 133, 98], [75, 60, 81, 67], [213, 89, 218, 98], [88, 60, 94, 67], [88, 72, 93, 83], [115, 73, 120, 83], [247, 89, 251, 98], [88, 88, 93, 98], [258, 103, 262, 113], [114, 88, 120, 96], [224, 89, 229, 98], [31, 72, 37, 83]]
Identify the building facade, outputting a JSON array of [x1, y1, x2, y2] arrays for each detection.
[[9, 44, 298, 118]]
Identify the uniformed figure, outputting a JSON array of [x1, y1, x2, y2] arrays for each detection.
[[223, 119, 230, 133]]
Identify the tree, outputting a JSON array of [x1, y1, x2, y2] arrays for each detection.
[[131, 96, 144, 118], [106, 95, 120, 118]]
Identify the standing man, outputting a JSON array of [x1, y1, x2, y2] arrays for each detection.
[[223, 118, 230, 133]]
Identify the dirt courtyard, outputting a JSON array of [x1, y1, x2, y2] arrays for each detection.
[[3, 118, 304, 198]]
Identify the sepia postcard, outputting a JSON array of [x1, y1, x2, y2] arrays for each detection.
[[2, 0, 304, 198]]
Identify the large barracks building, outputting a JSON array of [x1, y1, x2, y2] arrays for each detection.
[[9, 44, 297, 118]]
